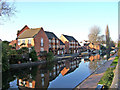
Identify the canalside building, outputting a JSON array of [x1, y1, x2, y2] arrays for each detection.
[[16, 25, 65, 56], [60, 34, 81, 54]]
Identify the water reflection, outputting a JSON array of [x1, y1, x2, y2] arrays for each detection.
[[3, 54, 107, 89]]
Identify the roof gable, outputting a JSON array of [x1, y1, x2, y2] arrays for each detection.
[[62, 34, 78, 42]]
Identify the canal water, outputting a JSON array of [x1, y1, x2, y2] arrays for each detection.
[[3, 54, 107, 89]]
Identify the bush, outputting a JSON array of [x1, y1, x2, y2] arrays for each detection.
[[46, 51, 54, 61], [2, 41, 11, 72], [29, 49, 38, 62]]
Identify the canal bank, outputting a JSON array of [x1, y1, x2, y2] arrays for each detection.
[[75, 53, 117, 89], [10, 53, 79, 69]]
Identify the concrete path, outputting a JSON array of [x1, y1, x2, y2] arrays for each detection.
[[75, 53, 117, 89]]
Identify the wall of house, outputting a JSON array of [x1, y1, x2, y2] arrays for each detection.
[[16, 38, 34, 49], [34, 28, 49, 55]]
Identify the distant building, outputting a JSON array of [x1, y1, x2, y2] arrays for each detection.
[[9, 40, 16, 47], [0, 39, 2, 41], [89, 43, 101, 50], [80, 40, 89, 46], [60, 34, 80, 54]]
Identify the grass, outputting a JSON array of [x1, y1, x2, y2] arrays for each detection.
[[98, 56, 119, 89], [110, 56, 118, 67]]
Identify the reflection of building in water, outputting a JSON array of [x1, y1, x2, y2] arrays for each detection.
[[83, 54, 100, 63], [17, 78, 35, 88], [17, 59, 81, 89]]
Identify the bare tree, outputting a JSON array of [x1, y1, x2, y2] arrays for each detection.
[[0, 0, 16, 21], [88, 26, 101, 43]]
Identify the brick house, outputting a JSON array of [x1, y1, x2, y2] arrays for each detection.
[[60, 34, 80, 54], [16, 26, 65, 56]]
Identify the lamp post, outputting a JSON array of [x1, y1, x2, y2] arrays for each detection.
[[29, 48, 32, 62]]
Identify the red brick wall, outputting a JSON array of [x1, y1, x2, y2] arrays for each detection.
[[16, 39, 20, 50], [65, 41, 69, 53], [34, 28, 49, 54]]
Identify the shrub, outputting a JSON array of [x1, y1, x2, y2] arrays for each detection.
[[29, 49, 38, 62], [46, 51, 54, 61]]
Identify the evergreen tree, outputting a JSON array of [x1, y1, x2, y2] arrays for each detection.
[[105, 25, 110, 59]]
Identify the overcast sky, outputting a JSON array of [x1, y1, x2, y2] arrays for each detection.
[[0, 0, 118, 42]]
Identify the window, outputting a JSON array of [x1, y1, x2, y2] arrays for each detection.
[[57, 39, 59, 43], [29, 82, 32, 88], [49, 72, 52, 76], [41, 38, 43, 46], [52, 39, 55, 43], [28, 39, 31, 44], [19, 79, 22, 86], [18, 40, 21, 45], [41, 48, 44, 51], [49, 44, 51, 48], [41, 73, 44, 77], [22, 40, 25, 43], [58, 51, 59, 55], [49, 39, 51, 43], [42, 78, 44, 86]]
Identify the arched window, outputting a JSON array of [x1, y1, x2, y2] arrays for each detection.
[[41, 38, 43, 46]]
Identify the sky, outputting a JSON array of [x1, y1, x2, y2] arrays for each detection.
[[0, 0, 118, 42]]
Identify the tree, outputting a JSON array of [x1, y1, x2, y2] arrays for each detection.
[[2, 41, 10, 72], [0, 0, 16, 22], [88, 26, 104, 43], [105, 25, 110, 59]]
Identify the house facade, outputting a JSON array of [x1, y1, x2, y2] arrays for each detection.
[[16, 26, 65, 57], [60, 34, 80, 54], [88, 43, 101, 50]]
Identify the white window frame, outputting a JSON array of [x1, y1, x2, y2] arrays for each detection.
[[28, 39, 31, 44], [41, 48, 44, 51], [22, 40, 25, 43]]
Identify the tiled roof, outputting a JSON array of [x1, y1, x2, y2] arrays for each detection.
[[78, 43, 81, 46], [18, 28, 41, 39], [45, 31, 58, 39], [9, 40, 16, 46], [62, 34, 78, 42], [59, 39, 65, 45]]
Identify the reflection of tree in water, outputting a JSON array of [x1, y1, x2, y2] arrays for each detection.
[[89, 60, 98, 72], [2, 71, 16, 90]]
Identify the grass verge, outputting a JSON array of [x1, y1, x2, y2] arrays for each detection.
[[98, 56, 118, 89]]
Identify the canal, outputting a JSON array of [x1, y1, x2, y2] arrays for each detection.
[[3, 54, 107, 89]]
